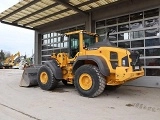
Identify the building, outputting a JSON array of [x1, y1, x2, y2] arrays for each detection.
[[0, 0, 160, 88]]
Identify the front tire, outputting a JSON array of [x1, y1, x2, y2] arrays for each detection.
[[74, 65, 106, 98], [37, 65, 58, 90]]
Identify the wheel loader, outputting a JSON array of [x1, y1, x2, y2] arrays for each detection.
[[20, 30, 144, 97], [3, 51, 20, 69]]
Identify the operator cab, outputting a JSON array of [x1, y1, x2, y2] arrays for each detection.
[[63, 31, 98, 58]]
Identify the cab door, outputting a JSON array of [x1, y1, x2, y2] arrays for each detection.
[[69, 33, 80, 58]]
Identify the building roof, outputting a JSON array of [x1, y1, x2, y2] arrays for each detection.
[[0, 0, 120, 30]]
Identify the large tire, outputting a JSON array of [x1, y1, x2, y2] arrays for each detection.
[[74, 65, 106, 98], [37, 65, 58, 90]]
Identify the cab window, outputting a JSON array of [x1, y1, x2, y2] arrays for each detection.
[[83, 33, 96, 48], [69, 34, 79, 58]]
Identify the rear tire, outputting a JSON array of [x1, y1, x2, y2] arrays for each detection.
[[74, 65, 106, 98], [37, 65, 58, 90]]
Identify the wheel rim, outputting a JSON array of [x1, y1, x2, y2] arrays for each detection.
[[79, 73, 92, 90], [40, 72, 48, 84]]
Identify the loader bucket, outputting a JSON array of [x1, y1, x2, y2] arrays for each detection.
[[20, 66, 41, 87]]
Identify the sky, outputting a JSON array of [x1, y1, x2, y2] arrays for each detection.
[[0, 0, 34, 57]]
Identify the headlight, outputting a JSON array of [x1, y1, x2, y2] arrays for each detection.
[[122, 60, 126, 66]]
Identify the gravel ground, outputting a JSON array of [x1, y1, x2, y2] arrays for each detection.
[[0, 69, 160, 120]]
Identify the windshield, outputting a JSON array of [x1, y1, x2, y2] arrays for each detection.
[[83, 33, 96, 47]]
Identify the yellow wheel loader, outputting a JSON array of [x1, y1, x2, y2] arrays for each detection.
[[20, 30, 144, 98], [3, 52, 20, 69]]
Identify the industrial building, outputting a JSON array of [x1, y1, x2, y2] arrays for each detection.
[[0, 0, 160, 88]]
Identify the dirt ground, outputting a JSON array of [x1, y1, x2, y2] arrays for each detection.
[[0, 69, 160, 120]]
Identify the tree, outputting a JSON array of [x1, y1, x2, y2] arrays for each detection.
[[0, 50, 11, 61], [0, 50, 5, 61]]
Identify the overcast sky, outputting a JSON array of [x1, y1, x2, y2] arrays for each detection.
[[0, 0, 34, 57]]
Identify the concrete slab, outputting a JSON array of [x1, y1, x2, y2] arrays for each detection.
[[0, 69, 160, 120]]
